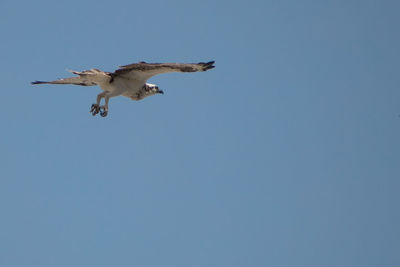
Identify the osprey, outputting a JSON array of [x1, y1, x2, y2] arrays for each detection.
[[32, 61, 215, 117]]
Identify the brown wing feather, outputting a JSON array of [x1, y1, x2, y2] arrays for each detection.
[[113, 61, 215, 81], [31, 69, 112, 86], [31, 77, 96, 86]]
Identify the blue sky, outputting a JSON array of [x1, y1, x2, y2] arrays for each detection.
[[1, 0, 399, 266]]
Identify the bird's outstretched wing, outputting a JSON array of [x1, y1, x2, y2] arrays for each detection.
[[32, 69, 112, 86], [113, 61, 215, 83]]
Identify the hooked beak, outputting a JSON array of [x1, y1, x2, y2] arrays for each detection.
[[158, 90, 164, 94]]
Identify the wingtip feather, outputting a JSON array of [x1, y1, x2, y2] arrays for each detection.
[[201, 60, 215, 71], [31, 81, 47, 85]]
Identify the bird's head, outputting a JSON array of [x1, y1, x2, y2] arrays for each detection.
[[144, 83, 164, 96], [130, 83, 164, 101]]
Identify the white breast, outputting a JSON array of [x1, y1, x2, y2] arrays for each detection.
[[98, 76, 145, 99]]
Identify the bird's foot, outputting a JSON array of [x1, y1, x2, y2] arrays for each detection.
[[100, 106, 108, 117], [90, 104, 100, 116]]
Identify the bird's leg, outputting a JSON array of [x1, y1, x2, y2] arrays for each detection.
[[100, 95, 110, 117], [91, 92, 107, 116]]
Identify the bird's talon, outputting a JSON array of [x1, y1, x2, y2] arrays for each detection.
[[90, 104, 100, 116], [98, 106, 108, 117], [91, 104, 98, 111]]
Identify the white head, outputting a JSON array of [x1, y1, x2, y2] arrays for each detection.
[[131, 83, 164, 100], [143, 83, 164, 97]]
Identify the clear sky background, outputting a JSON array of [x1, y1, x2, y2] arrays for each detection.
[[1, 0, 399, 266]]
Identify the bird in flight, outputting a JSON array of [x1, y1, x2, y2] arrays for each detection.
[[32, 61, 215, 117]]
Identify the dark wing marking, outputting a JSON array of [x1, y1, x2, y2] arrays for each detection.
[[112, 61, 215, 82]]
